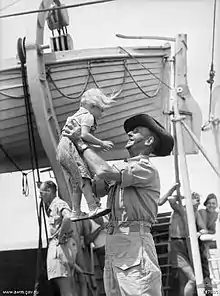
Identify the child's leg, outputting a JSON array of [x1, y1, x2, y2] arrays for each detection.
[[71, 185, 82, 213], [82, 178, 111, 219], [82, 178, 98, 211]]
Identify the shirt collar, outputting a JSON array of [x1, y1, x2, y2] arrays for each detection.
[[79, 106, 90, 114], [49, 196, 59, 211]]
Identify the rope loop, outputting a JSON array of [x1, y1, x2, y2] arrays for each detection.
[[22, 172, 29, 197], [47, 66, 90, 99]]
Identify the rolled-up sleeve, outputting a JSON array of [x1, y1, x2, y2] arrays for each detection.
[[121, 161, 157, 188], [57, 200, 71, 213]]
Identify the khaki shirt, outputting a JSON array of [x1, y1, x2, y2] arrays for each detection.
[[47, 197, 71, 238], [107, 155, 160, 228]]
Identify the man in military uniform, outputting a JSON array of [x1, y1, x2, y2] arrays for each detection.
[[63, 113, 174, 296]]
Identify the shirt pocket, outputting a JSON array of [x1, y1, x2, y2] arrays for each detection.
[[113, 256, 141, 271]]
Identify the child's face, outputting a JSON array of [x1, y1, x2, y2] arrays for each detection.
[[91, 105, 104, 119]]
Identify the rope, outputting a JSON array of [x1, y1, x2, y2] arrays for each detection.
[[207, 0, 217, 122], [87, 60, 127, 98], [17, 39, 48, 296], [0, 143, 30, 196], [48, 59, 127, 100], [33, 199, 49, 296], [42, 202, 49, 246], [118, 46, 173, 91], [0, 90, 23, 99], [18, 37, 41, 217], [0, 0, 115, 19], [0, 0, 22, 12], [47, 66, 91, 99], [0, 143, 23, 171], [22, 173, 29, 197], [124, 63, 161, 98]]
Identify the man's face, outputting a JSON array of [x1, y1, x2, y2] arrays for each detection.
[[39, 183, 51, 205], [125, 126, 152, 150]]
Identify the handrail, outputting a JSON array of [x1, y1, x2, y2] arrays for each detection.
[[116, 33, 175, 42]]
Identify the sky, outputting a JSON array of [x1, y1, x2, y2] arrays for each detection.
[[0, 0, 219, 250]]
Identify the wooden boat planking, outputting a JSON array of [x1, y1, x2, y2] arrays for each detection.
[[0, 45, 171, 174]]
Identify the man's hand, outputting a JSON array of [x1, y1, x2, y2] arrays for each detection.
[[169, 182, 180, 195], [62, 121, 89, 152], [62, 121, 81, 143], [101, 140, 114, 151], [199, 229, 209, 235]]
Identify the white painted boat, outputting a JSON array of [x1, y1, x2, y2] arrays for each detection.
[[0, 41, 171, 173]]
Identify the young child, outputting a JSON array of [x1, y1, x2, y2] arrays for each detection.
[[57, 88, 115, 221]]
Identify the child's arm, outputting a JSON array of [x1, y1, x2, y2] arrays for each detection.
[[158, 183, 180, 206], [81, 125, 114, 150]]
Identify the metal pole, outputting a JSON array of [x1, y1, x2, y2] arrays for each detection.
[[172, 102, 204, 295], [211, 0, 220, 251], [181, 120, 220, 178], [115, 33, 175, 42], [173, 34, 204, 295]]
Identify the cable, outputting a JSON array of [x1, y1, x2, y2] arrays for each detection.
[[47, 67, 91, 99], [0, 90, 23, 99], [0, 0, 114, 19], [18, 37, 40, 217], [87, 60, 127, 98], [0, 0, 22, 13], [0, 143, 31, 196], [119, 46, 173, 91], [207, 0, 217, 121], [124, 63, 161, 98], [0, 143, 23, 171]]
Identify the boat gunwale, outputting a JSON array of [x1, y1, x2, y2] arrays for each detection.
[[0, 45, 171, 71]]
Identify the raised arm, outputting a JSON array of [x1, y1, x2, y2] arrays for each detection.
[[158, 183, 180, 206]]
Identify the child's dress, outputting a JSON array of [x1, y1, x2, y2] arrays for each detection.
[[56, 107, 97, 194]]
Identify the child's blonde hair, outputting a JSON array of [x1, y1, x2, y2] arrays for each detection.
[[80, 88, 115, 110]]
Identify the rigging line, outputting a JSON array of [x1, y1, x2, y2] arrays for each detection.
[[21, 60, 41, 182], [211, 0, 217, 70], [124, 63, 161, 98], [0, 143, 30, 195], [207, 0, 217, 121], [0, 0, 22, 13], [87, 64, 100, 88], [42, 202, 49, 245], [19, 42, 40, 217], [0, 143, 22, 171], [33, 199, 44, 295], [118, 46, 173, 91], [0, 0, 115, 19], [87, 60, 127, 98], [22, 173, 29, 197], [110, 60, 127, 99], [47, 67, 91, 99], [0, 90, 23, 99]]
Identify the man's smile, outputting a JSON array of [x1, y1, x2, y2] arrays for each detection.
[[125, 137, 143, 149]]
